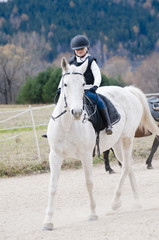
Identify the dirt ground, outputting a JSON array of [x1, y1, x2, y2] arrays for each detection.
[[1, 159, 159, 240]]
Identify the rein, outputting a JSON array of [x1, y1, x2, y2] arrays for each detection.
[[82, 92, 98, 123], [51, 109, 67, 121]]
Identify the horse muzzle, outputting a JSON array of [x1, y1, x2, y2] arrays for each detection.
[[71, 109, 83, 119]]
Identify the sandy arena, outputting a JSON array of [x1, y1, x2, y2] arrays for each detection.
[[1, 160, 159, 240]]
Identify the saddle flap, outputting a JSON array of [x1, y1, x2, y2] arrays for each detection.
[[98, 93, 120, 125], [84, 95, 105, 132], [84, 93, 120, 132]]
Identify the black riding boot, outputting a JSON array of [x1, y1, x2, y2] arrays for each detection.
[[100, 108, 113, 135]]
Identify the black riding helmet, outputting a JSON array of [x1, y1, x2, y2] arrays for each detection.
[[71, 35, 89, 50]]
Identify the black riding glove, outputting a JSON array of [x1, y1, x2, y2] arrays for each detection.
[[57, 88, 61, 96], [89, 85, 98, 93]]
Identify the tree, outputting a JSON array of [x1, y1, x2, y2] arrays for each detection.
[[133, 52, 159, 93], [0, 32, 53, 104], [10, 31, 52, 77], [0, 44, 27, 103], [42, 67, 61, 103], [101, 56, 131, 81], [17, 66, 124, 104], [16, 77, 33, 104], [17, 66, 61, 104], [101, 73, 125, 87]]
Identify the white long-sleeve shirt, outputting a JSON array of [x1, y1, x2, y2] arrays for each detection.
[[58, 53, 101, 89]]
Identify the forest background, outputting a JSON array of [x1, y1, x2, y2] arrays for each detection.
[[0, 0, 159, 104]]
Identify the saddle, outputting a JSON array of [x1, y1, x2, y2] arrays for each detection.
[[148, 97, 159, 122], [83, 93, 120, 132]]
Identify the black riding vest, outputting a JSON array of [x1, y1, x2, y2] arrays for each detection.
[[69, 55, 96, 85]]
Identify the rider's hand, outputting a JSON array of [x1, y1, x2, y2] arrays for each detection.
[[57, 88, 61, 96], [89, 85, 98, 93]]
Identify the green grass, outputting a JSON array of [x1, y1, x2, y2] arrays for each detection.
[[0, 105, 158, 177], [0, 125, 47, 133], [0, 161, 50, 177]]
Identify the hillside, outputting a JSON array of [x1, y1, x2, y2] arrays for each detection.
[[0, 0, 159, 64]]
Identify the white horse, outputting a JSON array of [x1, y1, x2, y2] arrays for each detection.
[[43, 57, 159, 230]]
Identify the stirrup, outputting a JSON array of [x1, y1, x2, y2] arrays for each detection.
[[105, 126, 113, 135]]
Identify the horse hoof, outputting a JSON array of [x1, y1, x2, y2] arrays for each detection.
[[43, 223, 53, 231], [147, 165, 153, 169], [89, 215, 98, 221], [109, 170, 115, 174], [112, 200, 121, 210]]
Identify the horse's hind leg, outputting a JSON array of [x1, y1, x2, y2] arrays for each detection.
[[82, 156, 98, 220], [103, 149, 115, 174], [146, 135, 159, 169], [43, 150, 63, 231]]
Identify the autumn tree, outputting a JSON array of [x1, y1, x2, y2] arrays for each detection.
[[133, 52, 159, 93], [101, 56, 132, 83], [10, 31, 51, 77], [0, 32, 52, 104], [0, 44, 27, 103]]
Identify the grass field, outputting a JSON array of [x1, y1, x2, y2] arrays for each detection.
[[0, 104, 158, 177]]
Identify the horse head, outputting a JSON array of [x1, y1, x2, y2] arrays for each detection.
[[61, 57, 88, 119]]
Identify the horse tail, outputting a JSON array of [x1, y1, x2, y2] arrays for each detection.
[[125, 85, 159, 135]]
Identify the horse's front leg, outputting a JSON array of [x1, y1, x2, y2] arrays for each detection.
[[43, 150, 63, 231], [82, 155, 98, 221], [112, 139, 131, 210]]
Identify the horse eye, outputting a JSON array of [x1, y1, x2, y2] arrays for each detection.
[[83, 83, 85, 86], [64, 83, 67, 87]]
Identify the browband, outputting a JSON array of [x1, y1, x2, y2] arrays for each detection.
[[62, 72, 84, 78]]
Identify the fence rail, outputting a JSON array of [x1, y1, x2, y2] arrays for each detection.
[[0, 104, 54, 163], [0, 93, 159, 164], [145, 93, 159, 97]]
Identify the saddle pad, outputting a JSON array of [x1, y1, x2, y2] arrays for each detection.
[[98, 93, 121, 125], [84, 93, 120, 132]]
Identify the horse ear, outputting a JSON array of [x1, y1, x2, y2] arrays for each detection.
[[80, 59, 88, 74], [61, 57, 69, 72]]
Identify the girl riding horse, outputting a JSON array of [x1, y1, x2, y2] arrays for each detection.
[[58, 35, 112, 134]]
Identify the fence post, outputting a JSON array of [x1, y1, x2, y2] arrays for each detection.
[[29, 105, 41, 163]]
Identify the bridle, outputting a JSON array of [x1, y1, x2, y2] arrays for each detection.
[[52, 71, 85, 121], [51, 71, 99, 155]]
